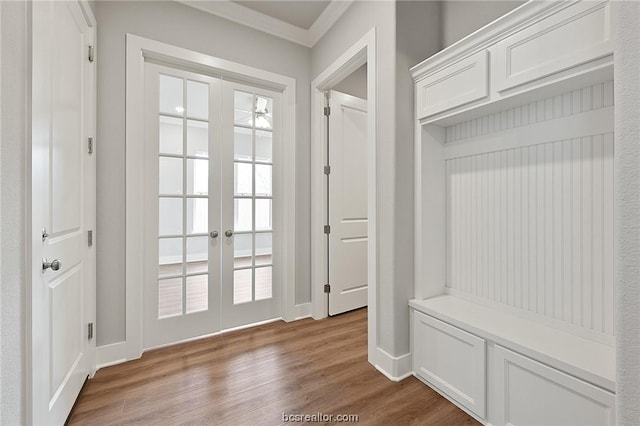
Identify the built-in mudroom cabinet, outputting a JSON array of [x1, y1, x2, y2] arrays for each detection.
[[410, 1, 616, 425]]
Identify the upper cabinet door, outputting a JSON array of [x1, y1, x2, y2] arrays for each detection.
[[416, 50, 489, 120], [494, 1, 612, 92]]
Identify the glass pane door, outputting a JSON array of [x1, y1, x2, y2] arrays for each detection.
[[222, 82, 281, 329], [157, 74, 210, 317], [143, 63, 221, 348], [232, 90, 274, 304]]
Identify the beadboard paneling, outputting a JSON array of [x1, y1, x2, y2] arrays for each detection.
[[446, 133, 615, 336], [445, 81, 614, 143]]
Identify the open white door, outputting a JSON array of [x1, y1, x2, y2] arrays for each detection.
[[328, 91, 368, 316], [31, 1, 96, 424]]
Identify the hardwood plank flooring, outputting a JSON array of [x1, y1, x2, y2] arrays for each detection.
[[68, 309, 478, 425], [158, 258, 273, 317]]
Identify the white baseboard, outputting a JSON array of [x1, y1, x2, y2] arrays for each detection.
[[96, 341, 140, 370], [374, 347, 413, 381], [96, 308, 313, 371], [293, 302, 312, 320]]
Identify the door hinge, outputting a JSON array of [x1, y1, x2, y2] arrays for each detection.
[[88, 230, 93, 247], [324, 225, 331, 234], [324, 165, 331, 175], [324, 284, 331, 293], [324, 106, 331, 116], [88, 137, 94, 155], [88, 45, 95, 63], [88, 322, 94, 340]]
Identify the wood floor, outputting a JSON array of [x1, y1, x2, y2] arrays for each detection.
[[158, 257, 273, 317], [68, 309, 478, 425]]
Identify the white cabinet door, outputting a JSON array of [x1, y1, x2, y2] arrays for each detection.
[[494, 0, 612, 92], [31, 1, 95, 423], [493, 345, 615, 426], [328, 91, 368, 316], [413, 311, 486, 418]]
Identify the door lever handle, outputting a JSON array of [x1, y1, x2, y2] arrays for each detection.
[[42, 259, 62, 273]]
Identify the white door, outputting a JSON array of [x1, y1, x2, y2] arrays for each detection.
[[143, 63, 223, 348], [143, 64, 282, 347], [31, 1, 96, 424], [328, 91, 368, 316], [221, 81, 282, 329]]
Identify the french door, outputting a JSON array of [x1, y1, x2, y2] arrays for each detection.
[[143, 63, 281, 348]]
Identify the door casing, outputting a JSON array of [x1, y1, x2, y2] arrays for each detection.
[[310, 28, 377, 366], [109, 34, 298, 368]]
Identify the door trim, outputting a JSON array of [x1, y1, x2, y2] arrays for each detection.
[[115, 35, 297, 366], [310, 28, 377, 365]]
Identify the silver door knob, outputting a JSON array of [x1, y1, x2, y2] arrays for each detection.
[[42, 259, 62, 272], [225, 230, 233, 237], [210, 230, 219, 238]]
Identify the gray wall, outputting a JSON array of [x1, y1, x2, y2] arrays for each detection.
[[94, 0, 311, 346], [311, 0, 440, 358], [441, 0, 525, 48], [613, 1, 640, 424], [312, 0, 400, 355], [333, 64, 367, 100], [393, 0, 441, 356], [0, 1, 29, 423]]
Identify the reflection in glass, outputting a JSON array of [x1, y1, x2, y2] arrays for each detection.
[[158, 277, 183, 318], [186, 275, 208, 313], [255, 199, 272, 231], [234, 91, 253, 126], [233, 269, 252, 304], [186, 236, 208, 274], [159, 198, 183, 236], [186, 198, 208, 235], [255, 164, 272, 196], [235, 162, 253, 196], [234, 127, 252, 161], [255, 96, 273, 130], [187, 80, 209, 120], [255, 233, 272, 266], [187, 159, 208, 195], [187, 120, 208, 158], [255, 130, 272, 162], [234, 233, 252, 268], [159, 75, 183, 115], [234, 198, 252, 232], [159, 157, 183, 195], [159, 116, 183, 155], [158, 238, 183, 277], [255, 267, 272, 300]]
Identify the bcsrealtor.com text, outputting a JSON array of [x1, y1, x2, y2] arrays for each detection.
[[282, 412, 359, 423]]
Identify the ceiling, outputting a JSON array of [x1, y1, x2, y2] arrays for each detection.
[[178, 0, 353, 47], [233, 1, 331, 30]]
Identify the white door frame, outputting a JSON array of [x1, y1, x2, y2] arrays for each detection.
[[110, 35, 297, 365], [310, 28, 377, 363]]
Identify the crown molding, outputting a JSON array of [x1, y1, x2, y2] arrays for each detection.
[[176, 0, 353, 48], [410, 0, 572, 80], [308, 0, 354, 46]]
